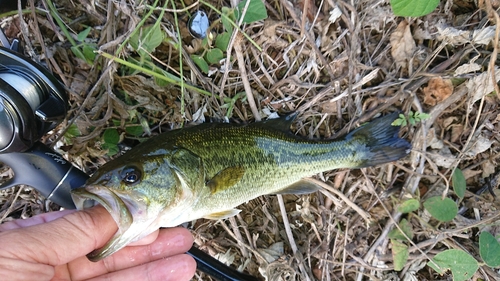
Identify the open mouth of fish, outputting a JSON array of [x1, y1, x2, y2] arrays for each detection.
[[71, 186, 147, 261], [72, 186, 134, 231]]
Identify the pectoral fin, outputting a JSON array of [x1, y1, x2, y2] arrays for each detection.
[[207, 166, 245, 194], [204, 209, 241, 220], [274, 179, 321, 194]]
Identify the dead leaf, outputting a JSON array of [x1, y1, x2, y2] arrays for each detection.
[[191, 104, 207, 123], [467, 67, 500, 112], [437, 24, 496, 46], [472, 26, 497, 45], [482, 160, 496, 178], [462, 169, 482, 180], [450, 123, 464, 143], [436, 25, 470, 45], [428, 146, 456, 168], [321, 101, 338, 114], [297, 0, 324, 22], [213, 249, 236, 266], [422, 77, 454, 106], [256, 20, 289, 49], [426, 127, 444, 150], [328, 5, 342, 23], [257, 242, 284, 263], [117, 75, 166, 111], [390, 21, 416, 69], [442, 116, 459, 129], [465, 134, 494, 157], [364, 5, 396, 32], [455, 62, 482, 75]]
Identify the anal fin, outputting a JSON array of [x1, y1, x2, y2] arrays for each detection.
[[274, 179, 321, 195], [203, 209, 241, 220]]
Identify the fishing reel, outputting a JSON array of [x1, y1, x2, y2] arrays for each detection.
[[0, 30, 85, 208], [0, 29, 258, 281], [0, 36, 67, 153]]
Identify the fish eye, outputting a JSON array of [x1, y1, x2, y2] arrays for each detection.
[[121, 166, 142, 185]]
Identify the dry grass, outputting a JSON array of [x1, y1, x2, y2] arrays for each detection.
[[1, 0, 500, 280]]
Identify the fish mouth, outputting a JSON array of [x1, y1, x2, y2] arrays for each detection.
[[71, 186, 137, 261], [72, 186, 134, 231]]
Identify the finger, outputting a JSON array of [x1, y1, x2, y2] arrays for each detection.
[[0, 257, 54, 281], [0, 210, 76, 231], [127, 229, 159, 246], [67, 227, 193, 280], [0, 206, 117, 266], [86, 254, 196, 281]]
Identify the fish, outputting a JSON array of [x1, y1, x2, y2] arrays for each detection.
[[71, 112, 411, 261]]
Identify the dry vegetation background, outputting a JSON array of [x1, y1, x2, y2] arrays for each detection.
[[1, 0, 500, 280]]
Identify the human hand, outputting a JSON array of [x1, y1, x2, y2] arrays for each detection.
[[0, 206, 196, 281]]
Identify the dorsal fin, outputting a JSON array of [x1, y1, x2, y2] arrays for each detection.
[[249, 113, 297, 133]]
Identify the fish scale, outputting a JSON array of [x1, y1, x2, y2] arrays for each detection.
[[72, 112, 411, 261]]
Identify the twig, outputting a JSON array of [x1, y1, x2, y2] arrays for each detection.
[[304, 177, 371, 224], [228, 216, 249, 258], [218, 219, 267, 262], [482, 0, 500, 98], [234, 33, 260, 121], [358, 170, 438, 279], [278, 0, 336, 79], [0, 186, 22, 224], [276, 194, 313, 281]]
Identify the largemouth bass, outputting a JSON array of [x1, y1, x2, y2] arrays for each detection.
[[72, 112, 411, 261]]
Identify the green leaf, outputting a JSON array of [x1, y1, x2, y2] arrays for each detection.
[[235, 0, 268, 24], [390, 0, 439, 17], [215, 32, 231, 51], [415, 111, 430, 121], [388, 219, 413, 240], [103, 128, 120, 144], [102, 128, 120, 156], [70, 46, 86, 61], [391, 239, 409, 271], [191, 55, 209, 74], [64, 123, 81, 138], [397, 199, 420, 213], [125, 125, 144, 137], [152, 66, 171, 87], [82, 44, 96, 62], [391, 114, 407, 126], [64, 123, 81, 144], [77, 27, 92, 41], [427, 249, 478, 281], [102, 142, 119, 156], [129, 24, 164, 55], [205, 48, 224, 64], [408, 113, 416, 125], [479, 231, 500, 267], [221, 7, 235, 33], [452, 168, 466, 200], [423, 196, 458, 222]]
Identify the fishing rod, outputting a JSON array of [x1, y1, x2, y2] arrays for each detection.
[[0, 29, 259, 281]]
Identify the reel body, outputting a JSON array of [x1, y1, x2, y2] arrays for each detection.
[[0, 46, 68, 153]]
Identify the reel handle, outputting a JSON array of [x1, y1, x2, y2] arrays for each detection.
[[0, 142, 86, 209]]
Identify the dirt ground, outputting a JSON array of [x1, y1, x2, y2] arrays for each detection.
[[1, 0, 500, 280]]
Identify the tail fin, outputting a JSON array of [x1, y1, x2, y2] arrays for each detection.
[[346, 113, 411, 168]]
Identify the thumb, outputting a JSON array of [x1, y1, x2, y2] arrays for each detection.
[[0, 206, 117, 265]]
